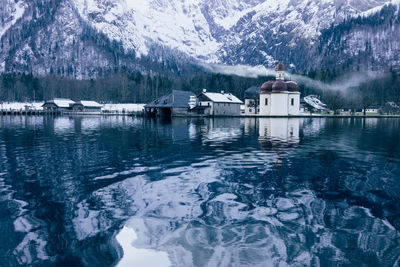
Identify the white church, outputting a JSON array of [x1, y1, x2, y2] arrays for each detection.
[[245, 62, 300, 116]]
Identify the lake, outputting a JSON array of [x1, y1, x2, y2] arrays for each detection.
[[0, 116, 399, 266]]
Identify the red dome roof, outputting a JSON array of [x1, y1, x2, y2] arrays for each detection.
[[272, 80, 288, 92], [275, 62, 285, 71], [261, 81, 274, 93], [286, 81, 299, 92]]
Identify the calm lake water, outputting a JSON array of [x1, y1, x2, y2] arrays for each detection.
[[0, 116, 400, 266]]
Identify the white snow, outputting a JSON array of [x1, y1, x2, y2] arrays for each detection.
[[102, 103, 145, 112], [359, 0, 400, 17], [68, 0, 394, 63], [76, 101, 103, 108], [73, 0, 221, 60], [50, 98, 75, 108], [0, 102, 44, 111], [303, 95, 327, 110], [0, 1, 26, 39], [200, 92, 242, 104]]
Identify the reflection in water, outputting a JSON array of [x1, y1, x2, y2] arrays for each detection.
[[0, 116, 399, 266], [259, 118, 300, 144], [116, 223, 171, 267]]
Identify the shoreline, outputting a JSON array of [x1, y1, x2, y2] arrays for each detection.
[[1, 110, 400, 118]]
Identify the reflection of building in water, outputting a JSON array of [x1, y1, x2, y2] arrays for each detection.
[[258, 118, 300, 166], [202, 118, 243, 143], [243, 118, 258, 135], [259, 118, 300, 144]]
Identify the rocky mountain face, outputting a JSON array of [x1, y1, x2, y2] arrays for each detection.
[[0, 0, 399, 78]]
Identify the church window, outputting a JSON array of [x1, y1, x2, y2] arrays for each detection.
[[291, 98, 294, 106], [265, 98, 268, 106]]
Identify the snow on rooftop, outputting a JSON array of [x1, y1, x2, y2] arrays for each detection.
[[77, 101, 103, 107], [49, 99, 75, 108], [201, 92, 243, 104]]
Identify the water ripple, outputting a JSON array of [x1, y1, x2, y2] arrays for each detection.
[[0, 116, 399, 266]]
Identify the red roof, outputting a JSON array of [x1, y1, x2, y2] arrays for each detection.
[[272, 80, 287, 92], [261, 81, 274, 93], [286, 81, 299, 92]]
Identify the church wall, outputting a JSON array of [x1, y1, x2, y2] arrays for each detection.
[[270, 93, 289, 116], [288, 93, 300, 115], [259, 118, 300, 141], [260, 94, 271, 115]]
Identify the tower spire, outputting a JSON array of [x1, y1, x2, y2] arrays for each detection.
[[275, 62, 285, 81]]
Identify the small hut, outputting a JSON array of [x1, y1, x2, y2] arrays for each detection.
[[42, 98, 75, 111], [71, 101, 103, 112]]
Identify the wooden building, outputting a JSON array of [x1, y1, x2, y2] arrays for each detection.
[[145, 90, 204, 117], [71, 101, 103, 112], [42, 98, 75, 111]]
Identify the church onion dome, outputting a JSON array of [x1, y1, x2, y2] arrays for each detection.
[[272, 80, 288, 92], [261, 81, 274, 93], [286, 81, 299, 92], [275, 62, 285, 71]]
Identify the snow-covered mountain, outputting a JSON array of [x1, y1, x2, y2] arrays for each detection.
[[0, 0, 399, 78]]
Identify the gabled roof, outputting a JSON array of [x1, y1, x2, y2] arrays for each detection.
[[145, 90, 195, 108], [244, 86, 260, 99], [199, 92, 243, 104], [43, 98, 75, 108], [73, 101, 102, 108]]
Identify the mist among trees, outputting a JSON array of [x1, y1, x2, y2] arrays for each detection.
[[0, 67, 399, 113]]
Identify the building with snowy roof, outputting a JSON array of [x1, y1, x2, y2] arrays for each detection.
[[145, 90, 203, 117], [42, 98, 75, 111], [259, 63, 300, 116], [71, 101, 103, 112], [197, 89, 243, 116]]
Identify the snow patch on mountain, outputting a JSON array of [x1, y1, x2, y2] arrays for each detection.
[[0, 0, 26, 39], [360, 0, 400, 17], [73, 0, 221, 61]]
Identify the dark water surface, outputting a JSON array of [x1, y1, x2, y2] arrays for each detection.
[[1, 116, 400, 266]]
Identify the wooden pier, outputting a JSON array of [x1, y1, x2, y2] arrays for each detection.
[[1, 109, 60, 116], [1, 109, 143, 116]]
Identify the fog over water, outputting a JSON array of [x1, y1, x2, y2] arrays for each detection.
[[0, 116, 399, 266]]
